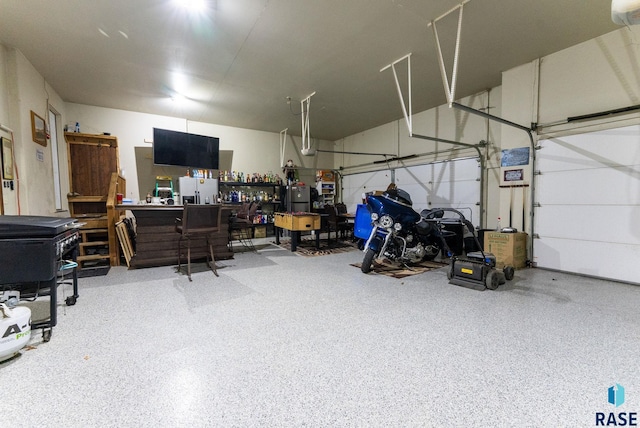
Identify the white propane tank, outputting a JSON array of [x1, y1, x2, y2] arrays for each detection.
[[0, 303, 31, 362], [612, 0, 640, 25]]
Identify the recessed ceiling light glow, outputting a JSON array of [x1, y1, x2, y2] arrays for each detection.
[[174, 0, 207, 12], [171, 93, 186, 102], [171, 72, 189, 96]]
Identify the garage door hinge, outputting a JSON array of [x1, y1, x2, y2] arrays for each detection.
[[533, 202, 541, 207], [534, 170, 542, 175], [532, 233, 540, 239]]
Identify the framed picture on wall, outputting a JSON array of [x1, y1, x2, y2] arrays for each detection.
[[30, 110, 47, 146], [500, 147, 530, 167], [503, 168, 524, 182], [1, 136, 14, 180]]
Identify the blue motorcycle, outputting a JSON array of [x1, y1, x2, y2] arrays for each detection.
[[358, 188, 448, 274]]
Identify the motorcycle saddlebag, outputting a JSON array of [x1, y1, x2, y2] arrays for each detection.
[[354, 204, 373, 240]]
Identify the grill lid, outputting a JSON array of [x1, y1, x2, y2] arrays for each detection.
[[0, 215, 78, 238]]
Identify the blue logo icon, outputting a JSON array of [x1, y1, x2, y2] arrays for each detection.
[[608, 384, 625, 407]]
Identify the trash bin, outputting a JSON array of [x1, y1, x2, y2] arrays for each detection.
[[476, 229, 495, 251]]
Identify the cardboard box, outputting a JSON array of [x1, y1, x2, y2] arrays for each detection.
[[484, 232, 528, 269], [253, 225, 266, 238], [319, 170, 335, 181], [274, 213, 321, 230]]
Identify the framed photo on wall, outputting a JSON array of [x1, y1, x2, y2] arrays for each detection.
[[504, 168, 524, 182], [30, 110, 47, 146], [2, 136, 14, 180]]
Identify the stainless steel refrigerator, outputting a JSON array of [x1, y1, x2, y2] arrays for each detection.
[[178, 177, 219, 204], [286, 183, 310, 212]]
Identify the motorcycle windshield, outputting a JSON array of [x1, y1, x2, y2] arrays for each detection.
[[368, 195, 420, 224]]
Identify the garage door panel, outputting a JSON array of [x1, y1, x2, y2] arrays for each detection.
[[534, 237, 640, 285], [535, 124, 640, 283], [395, 166, 432, 212], [398, 182, 430, 211], [407, 159, 480, 224], [396, 164, 431, 185], [433, 159, 480, 181], [536, 149, 640, 172], [429, 180, 478, 204], [344, 158, 480, 224], [534, 205, 640, 245], [347, 170, 392, 191], [342, 170, 394, 211], [540, 130, 640, 171], [536, 167, 640, 205]]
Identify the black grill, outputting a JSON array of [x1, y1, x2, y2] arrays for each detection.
[[0, 215, 81, 341]]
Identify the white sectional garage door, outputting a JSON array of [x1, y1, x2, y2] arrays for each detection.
[[341, 169, 395, 210], [342, 157, 481, 226], [535, 125, 640, 284]]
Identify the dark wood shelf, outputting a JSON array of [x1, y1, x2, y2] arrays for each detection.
[[219, 181, 282, 187]]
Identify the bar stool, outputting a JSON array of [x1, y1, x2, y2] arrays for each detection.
[[175, 203, 222, 281]]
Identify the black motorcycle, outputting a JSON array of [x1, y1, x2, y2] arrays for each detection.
[[360, 188, 451, 273]]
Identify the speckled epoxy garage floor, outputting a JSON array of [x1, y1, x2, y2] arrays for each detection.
[[1, 240, 639, 427]]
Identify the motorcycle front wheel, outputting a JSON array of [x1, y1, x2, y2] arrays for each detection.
[[361, 248, 377, 273]]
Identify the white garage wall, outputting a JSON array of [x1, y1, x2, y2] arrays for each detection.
[[65, 103, 336, 202], [337, 90, 500, 228], [535, 125, 640, 284], [537, 26, 640, 127]]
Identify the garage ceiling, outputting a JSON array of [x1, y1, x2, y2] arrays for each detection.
[[0, 0, 620, 141]]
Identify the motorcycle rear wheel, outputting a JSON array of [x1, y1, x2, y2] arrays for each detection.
[[361, 248, 377, 273]]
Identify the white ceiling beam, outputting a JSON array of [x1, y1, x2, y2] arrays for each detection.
[[279, 128, 288, 167], [380, 54, 412, 136], [429, 1, 469, 107], [301, 92, 316, 156]]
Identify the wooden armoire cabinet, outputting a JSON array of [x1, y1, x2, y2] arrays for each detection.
[[65, 132, 125, 268]]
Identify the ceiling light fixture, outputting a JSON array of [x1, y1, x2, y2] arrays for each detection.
[[612, 0, 640, 24]]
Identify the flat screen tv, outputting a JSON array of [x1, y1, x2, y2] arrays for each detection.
[[153, 128, 220, 170]]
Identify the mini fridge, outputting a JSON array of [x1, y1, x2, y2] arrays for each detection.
[[178, 177, 219, 204]]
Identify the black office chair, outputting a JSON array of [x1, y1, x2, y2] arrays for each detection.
[[335, 203, 354, 238], [324, 205, 351, 242], [175, 203, 222, 281]]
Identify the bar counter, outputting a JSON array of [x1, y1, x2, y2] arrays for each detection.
[[118, 204, 234, 268]]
